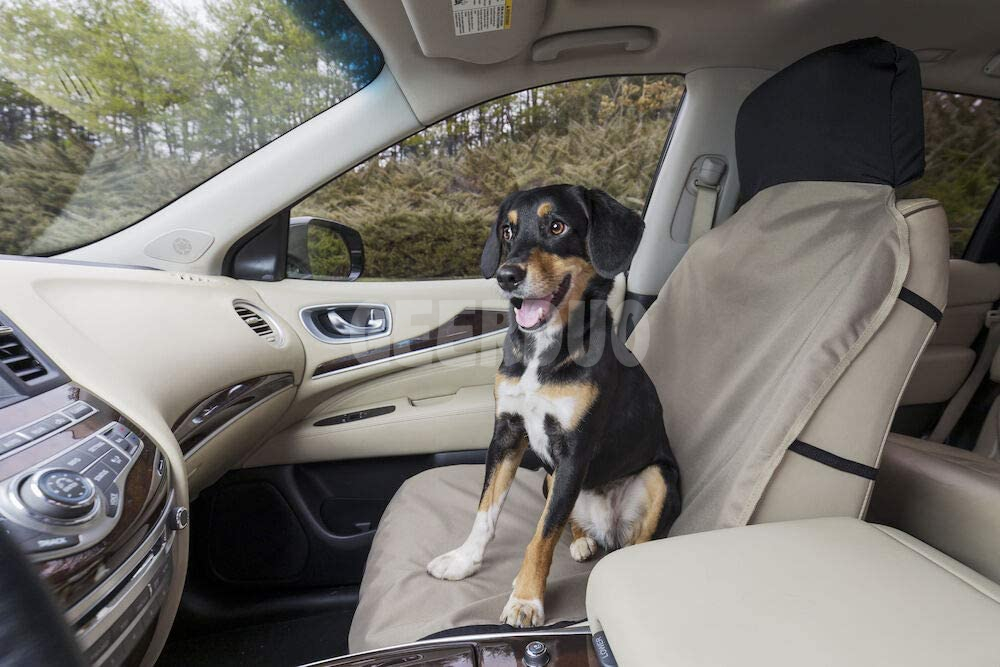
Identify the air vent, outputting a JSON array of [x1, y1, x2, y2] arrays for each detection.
[[0, 326, 48, 382], [234, 303, 279, 345]]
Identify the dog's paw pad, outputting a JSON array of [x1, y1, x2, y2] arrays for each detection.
[[500, 595, 545, 628], [570, 536, 598, 562], [427, 549, 479, 581]]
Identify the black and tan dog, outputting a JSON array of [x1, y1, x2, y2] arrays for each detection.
[[427, 184, 681, 627]]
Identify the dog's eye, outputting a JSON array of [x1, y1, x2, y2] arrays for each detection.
[[549, 220, 567, 236], [502, 225, 513, 241]]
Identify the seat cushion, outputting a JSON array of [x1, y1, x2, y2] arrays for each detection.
[[348, 465, 598, 653]]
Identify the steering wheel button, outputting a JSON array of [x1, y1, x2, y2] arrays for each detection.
[[84, 463, 116, 491]]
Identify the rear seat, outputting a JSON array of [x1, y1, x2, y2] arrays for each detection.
[[869, 343, 1000, 584]]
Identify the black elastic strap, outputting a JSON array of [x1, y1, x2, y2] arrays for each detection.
[[898, 287, 942, 323], [789, 440, 878, 480]]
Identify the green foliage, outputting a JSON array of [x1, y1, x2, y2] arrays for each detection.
[[0, 0, 381, 254], [898, 92, 1000, 257], [294, 76, 681, 279]]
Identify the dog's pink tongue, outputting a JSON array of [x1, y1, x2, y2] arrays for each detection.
[[515, 299, 553, 329]]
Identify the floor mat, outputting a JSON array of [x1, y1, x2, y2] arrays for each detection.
[[156, 606, 354, 667]]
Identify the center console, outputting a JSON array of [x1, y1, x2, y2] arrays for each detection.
[[0, 316, 183, 666]]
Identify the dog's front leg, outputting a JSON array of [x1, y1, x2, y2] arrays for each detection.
[[502, 453, 586, 628], [427, 415, 527, 581]]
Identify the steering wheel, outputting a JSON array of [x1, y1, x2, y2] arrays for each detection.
[[0, 527, 85, 666]]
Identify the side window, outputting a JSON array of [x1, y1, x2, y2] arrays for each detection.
[[897, 92, 1000, 257], [291, 75, 684, 280]]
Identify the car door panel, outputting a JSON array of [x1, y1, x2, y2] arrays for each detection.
[[249, 278, 505, 463]]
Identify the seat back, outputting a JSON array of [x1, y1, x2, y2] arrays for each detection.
[[629, 38, 949, 535]]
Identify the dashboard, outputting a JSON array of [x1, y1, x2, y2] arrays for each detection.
[[0, 257, 307, 665]]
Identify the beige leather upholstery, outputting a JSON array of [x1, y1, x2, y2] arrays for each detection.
[[901, 259, 1000, 406], [752, 199, 948, 524], [868, 434, 1000, 582], [586, 517, 1000, 667]]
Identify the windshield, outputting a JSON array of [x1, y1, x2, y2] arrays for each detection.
[[0, 0, 382, 256]]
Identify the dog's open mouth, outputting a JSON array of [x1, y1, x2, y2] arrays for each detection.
[[511, 274, 571, 331]]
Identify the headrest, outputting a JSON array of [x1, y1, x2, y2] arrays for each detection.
[[736, 37, 924, 202]]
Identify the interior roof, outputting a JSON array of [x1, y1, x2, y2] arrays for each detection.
[[347, 0, 1000, 125]]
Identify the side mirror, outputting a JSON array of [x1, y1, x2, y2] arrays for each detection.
[[287, 217, 364, 281]]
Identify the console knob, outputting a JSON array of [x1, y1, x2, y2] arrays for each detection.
[[20, 469, 96, 521], [524, 640, 550, 666], [168, 506, 189, 531]]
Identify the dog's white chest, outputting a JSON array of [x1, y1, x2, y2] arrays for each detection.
[[495, 360, 580, 469]]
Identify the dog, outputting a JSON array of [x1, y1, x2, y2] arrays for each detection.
[[426, 184, 681, 628]]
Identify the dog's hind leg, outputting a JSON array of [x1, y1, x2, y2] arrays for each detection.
[[427, 415, 527, 581], [626, 463, 680, 546]]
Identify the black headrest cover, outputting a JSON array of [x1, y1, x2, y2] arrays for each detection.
[[736, 37, 924, 202]]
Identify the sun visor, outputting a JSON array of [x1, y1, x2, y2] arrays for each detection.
[[736, 37, 925, 202], [401, 0, 548, 65]]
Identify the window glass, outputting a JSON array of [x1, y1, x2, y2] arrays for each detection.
[[292, 75, 685, 280], [0, 0, 382, 256], [897, 92, 1000, 257]]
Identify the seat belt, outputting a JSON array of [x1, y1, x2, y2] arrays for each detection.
[[929, 308, 1000, 442], [688, 157, 726, 243]]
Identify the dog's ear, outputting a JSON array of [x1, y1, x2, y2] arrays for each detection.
[[584, 188, 645, 278], [481, 205, 506, 278]]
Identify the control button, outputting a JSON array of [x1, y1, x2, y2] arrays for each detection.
[[110, 423, 130, 438], [80, 438, 111, 459], [102, 450, 128, 473], [65, 402, 95, 420], [20, 420, 57, 440], [168, 506, 189, 531], [124, 431, 142, 451], [104, 433, 130, 451], [0, 432, 28, 454], [53, 450, 96, 473], [524, 640, 550, 666], [20, 469, 97, 521], [84, 463, 116, 491], [24, 533, 80, 553], [104, 484, 122, 517]]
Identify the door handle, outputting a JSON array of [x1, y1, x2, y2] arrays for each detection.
[[326, 308, 387, 336], [300, 303, 392, 343]]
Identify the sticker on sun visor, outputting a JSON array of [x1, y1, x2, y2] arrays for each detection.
[[452, 0, 512, 36]]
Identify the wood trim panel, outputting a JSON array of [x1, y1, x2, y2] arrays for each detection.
[[312, 308, 508, 378]]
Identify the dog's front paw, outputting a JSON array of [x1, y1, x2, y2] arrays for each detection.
[[500, 594, 545, 628], [569, 536, 598, 562], [427, 548, 480, 581]]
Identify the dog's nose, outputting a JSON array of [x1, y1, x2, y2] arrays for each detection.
[[496, 264, 525, 291]]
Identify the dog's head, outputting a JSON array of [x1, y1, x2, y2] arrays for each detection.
[[481, 184, 644, 333]]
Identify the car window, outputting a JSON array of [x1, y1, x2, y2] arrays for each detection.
[[291, 75, 685, 280], [897, 92, 1000, 257], [0, 0, 382, 257]]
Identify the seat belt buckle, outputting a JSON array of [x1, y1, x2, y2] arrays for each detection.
[[986, 310, 1000, 328]]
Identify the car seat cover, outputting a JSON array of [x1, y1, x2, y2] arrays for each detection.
[[631, 181, 909, 534]]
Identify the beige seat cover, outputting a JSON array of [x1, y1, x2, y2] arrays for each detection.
[[972, 348, 1000, 461]]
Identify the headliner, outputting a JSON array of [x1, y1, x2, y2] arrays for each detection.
[[347, 0, 1000, 125]]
